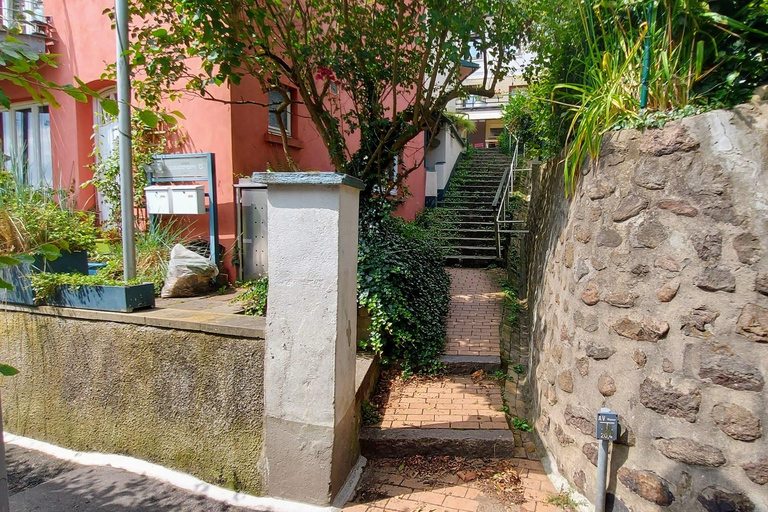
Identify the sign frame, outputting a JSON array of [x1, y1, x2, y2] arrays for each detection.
[[145, 153, 220, 267]]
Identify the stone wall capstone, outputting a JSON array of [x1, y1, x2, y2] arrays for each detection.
[[524, 102, 768, 511]]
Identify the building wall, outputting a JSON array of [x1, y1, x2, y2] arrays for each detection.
[[1, 2, 429, 279], [524, 102, 768, 511], [0, 310, 266, 494]]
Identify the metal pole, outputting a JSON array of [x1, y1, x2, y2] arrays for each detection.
[[116, 0, 136, 280], [639, 1, 652, 109], [595, 438, 610, 512]]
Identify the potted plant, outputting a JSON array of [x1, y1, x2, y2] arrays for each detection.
[[0, 172, 97, 305], [30, 273, 155, 313]]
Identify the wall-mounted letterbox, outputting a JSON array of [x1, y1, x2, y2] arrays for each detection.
[[170, 185, 206, 214], [145, 185, 172, 214]]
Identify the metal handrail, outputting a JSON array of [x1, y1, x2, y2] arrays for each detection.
[[495, 135, 531, 258]]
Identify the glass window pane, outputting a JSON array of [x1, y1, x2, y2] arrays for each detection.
[[39, 106, 52, 186], [267, 90, 289, 134]]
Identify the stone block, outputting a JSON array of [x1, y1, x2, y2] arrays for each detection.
[[742, 457, 768, 485], [613, 317, 669, 342], [639, 377, 701, 422], [695, 265, 736, 292], [733, 232, 761, 265], [711, 403, 761, 442], [617, 468, 675, 506], [613, 194, 649, 222], [657, 437, 726, 466], [699, 348, 764, 391], [736, 303, 768, 342], [658, 199, 698, 217], [697, 486, 754, 512]]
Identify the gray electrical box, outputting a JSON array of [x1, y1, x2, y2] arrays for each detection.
[[235, 179, 268, 280]]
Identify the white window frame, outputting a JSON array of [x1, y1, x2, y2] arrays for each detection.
[[1, 100, 52, 187], [267, 90, 291, 137], [92, 88, 119, 225]]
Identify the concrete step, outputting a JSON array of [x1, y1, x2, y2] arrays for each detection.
[[439, 237, 496, 247], [444, 245, 497, 256], [360, 428, 516, 458], [452, 213, 496, 223], [440, 355, 501, 374], [451, 221, 495, 230], [438, 201, 494, 209], [445, 254, 498, 267], [438, 229, 495, 239]]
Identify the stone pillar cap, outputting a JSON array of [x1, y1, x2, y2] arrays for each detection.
[[251, 171, 365, 190]]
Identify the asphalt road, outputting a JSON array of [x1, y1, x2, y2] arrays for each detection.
[[6, 445, 253, 512]]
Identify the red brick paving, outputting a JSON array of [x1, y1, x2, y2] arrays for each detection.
[[377, 376, 507, 430], [444, 269, 504, 357], [342, 458, 560, 512]]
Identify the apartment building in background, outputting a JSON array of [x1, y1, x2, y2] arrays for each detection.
[[0, 0, 436, 279]]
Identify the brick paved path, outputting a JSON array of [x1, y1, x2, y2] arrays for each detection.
[[342, 458, 560, 512], [444, 269, 504, 357], [377, 376, 507, 430], [345, 268, 561, 511]]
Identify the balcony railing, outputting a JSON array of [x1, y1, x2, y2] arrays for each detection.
[[1, 1, 48, 37], [455, 93, 511, 110]]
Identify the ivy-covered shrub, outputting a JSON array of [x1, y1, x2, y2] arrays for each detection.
[[357, 199, 450, 374]]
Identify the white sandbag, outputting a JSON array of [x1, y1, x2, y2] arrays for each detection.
[[160, 244, 219, 298]]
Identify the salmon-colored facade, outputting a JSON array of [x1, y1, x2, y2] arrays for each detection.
[[0, 1, 427, 279]]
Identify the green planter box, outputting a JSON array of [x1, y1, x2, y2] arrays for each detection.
[[0, 251, 89, 306], [46, 283, 155, 313]]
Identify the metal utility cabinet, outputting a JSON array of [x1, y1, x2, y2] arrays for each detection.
[[235, 178, 268, 280]]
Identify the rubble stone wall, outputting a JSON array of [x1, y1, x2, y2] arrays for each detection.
[[524, 102, 768, 511]]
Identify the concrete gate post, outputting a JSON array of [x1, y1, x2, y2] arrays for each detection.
[[252, 172, 364, 506]]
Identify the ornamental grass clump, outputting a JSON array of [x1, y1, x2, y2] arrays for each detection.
[[357, 199, 450, 374], [0, 170, 97, 256]]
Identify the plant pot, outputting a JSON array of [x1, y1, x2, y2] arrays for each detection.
[[0, 267, 35, 305], [34, 250, 89, 275], [46, 283, 155, 313], [0, 251, 90, 306]]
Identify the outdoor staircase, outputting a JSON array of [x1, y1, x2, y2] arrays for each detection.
[[438, 148, 514, 267]]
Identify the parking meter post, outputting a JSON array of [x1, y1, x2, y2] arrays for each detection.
[[594, 407, 618, 512], [595, 438, 610, 512]]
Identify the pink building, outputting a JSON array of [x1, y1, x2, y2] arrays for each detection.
[[0, 0, 428, 279]]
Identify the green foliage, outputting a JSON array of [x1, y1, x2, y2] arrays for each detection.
[[0, 363, 18, 377], [30, 272, 140, 303], [0, 170, 97, 256], [512, 417, 532, 432], [519, 0, 768, 192], [358, 199, 450, 374], [500, 84, 559, 160], [87, 113, 177, 228], [492, 369, 507, 382], [500, 404, 510, 414], [232, 277, 269, 317], [0, 37, 94, 109], [547, 489, 585, 511], [361, 399, 383, 426], [444, 112, 476, 134], [125, 0, 524, 196], [512, 364, 525, 375]]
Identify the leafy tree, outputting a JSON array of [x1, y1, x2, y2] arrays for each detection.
[[125, 0, 525, 195]]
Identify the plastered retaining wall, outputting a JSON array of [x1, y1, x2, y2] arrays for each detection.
[[0, 310, 266, 495], [524, 102, 768, 511]]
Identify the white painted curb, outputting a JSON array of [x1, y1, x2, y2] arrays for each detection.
[[5, 433, 365, 512]]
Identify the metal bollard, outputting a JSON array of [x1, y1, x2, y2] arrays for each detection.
[[595, 408, 619, 512]]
